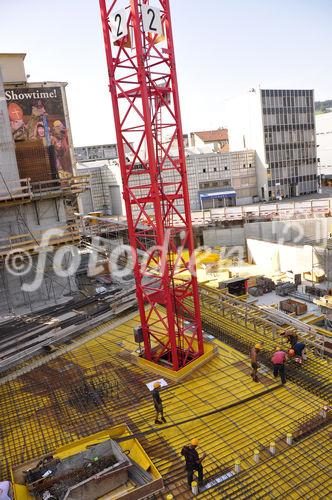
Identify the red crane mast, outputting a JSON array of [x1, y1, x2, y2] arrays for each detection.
[[99, 0, 203, 370]]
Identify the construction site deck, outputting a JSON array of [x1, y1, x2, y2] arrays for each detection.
[[0, 287, 331, 499]]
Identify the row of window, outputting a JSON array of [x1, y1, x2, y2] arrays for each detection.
[[201, 166, 228, 173], [267, 175, 317, 187], [270, 156, 316, 165], [265, 133, 315, 145], [261, 90, 313, 97], [268, 158, 317, 168], [189, 155, 254, 165], [269, 169, 316, 180], [264, 124, 315, 132], [200, 163, 253, 174], [265, 142, 315, 151], [198, 180, 231, 189], [262, 107, 313, 115], [263, 115, 313, 126], [286, 171, 316, 180]]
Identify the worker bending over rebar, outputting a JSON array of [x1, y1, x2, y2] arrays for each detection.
[[271, 346, 287, 384], [181, 439, 206, 490], [249, 342, 263, 382]]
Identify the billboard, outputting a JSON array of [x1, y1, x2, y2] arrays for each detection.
[[5, 86, 72, 177]]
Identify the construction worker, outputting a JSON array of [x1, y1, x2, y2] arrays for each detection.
[[286, 332, 298, 347], [293, 341, 307, 364], [249, 342, 263, 382], [152, 382, 166, 424], [181, 439, 206, 490], [271, 347, 287, 384]]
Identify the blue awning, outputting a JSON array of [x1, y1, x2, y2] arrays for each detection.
[[199, 189, 236, 200]]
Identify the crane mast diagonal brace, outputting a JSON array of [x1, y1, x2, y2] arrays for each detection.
[[99, 0, 203, 370]]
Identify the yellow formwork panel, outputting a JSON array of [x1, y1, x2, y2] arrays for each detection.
[[11, 424, 163, 500], [216, 425, 332, 499], [189, 286, 332, 402], [0, 309, 329, 500]]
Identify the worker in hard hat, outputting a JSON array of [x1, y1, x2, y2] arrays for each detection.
[[271, 346, 287, 384], [181, 439, 206, 490], [286, 332, 298, 347], [152, 382, 166, 425], [292, 341, 307, 364], [249, 342, 263, 382]]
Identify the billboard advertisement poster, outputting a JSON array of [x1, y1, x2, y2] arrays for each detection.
[[5, 86, 72, 176]]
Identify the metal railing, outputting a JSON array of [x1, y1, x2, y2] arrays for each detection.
[[0, 175, 90, 203], [0, 224, 80, 258], [183, 198, 332, 225]]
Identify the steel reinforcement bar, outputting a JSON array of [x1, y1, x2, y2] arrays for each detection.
[[185, 286, 332, 402]]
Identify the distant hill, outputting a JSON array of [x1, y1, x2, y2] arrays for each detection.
[[315, 100, 332, 114]]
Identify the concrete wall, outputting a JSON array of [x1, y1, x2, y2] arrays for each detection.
[[77, 162, 122, 214], [0, 256, 76, 314], [79, 188, 94, 213], [109, 185, 123, 215], [244, 217, 332, 245], [203, 226, 246, 247], [202, 217, 332, 249], [0, 197, 74, 315], [0, 200, 67, 239], [236, 197, 256, 206], [246, 238, 314, 274], [0, 54, 26, 83], [246, 238, 331, 278]]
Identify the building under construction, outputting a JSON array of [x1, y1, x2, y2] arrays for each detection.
[[0, 2, 331, 500], [0, 54, 91, 315]]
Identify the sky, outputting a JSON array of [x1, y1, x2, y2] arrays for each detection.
[[0, 0, 331, 147]]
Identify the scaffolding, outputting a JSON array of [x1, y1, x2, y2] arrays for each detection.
[[0, 174, 90, 315]]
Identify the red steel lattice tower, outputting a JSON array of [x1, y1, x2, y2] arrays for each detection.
[[99, 0, 203, 370]]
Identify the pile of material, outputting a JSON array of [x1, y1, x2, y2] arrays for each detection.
[[275, 282, 297, 297], [248, 276, 275, 297], [279, 299, 307, 316]]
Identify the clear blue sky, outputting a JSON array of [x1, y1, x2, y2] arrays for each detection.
[[1, 0, 331, 146]]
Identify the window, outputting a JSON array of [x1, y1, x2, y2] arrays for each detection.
[[203, 168, 206, 173], [243, 164, 246, 168], [225, 166, 228, 171], [249, 163, 252, 168], [214, 167, 217, 172]]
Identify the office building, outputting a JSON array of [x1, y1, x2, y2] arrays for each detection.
[[187, 150, 256, 209], [0, 54, 88, 315], [128, 150, 257, 216], [228, 89, 317, 201]]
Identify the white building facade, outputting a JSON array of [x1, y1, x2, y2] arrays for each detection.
[[187, 151, 257, 210], [77, 161, 123, 215], [316, 112, 332, 180], [228, 89, 318, 201], [128, 151, 257, 217]]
